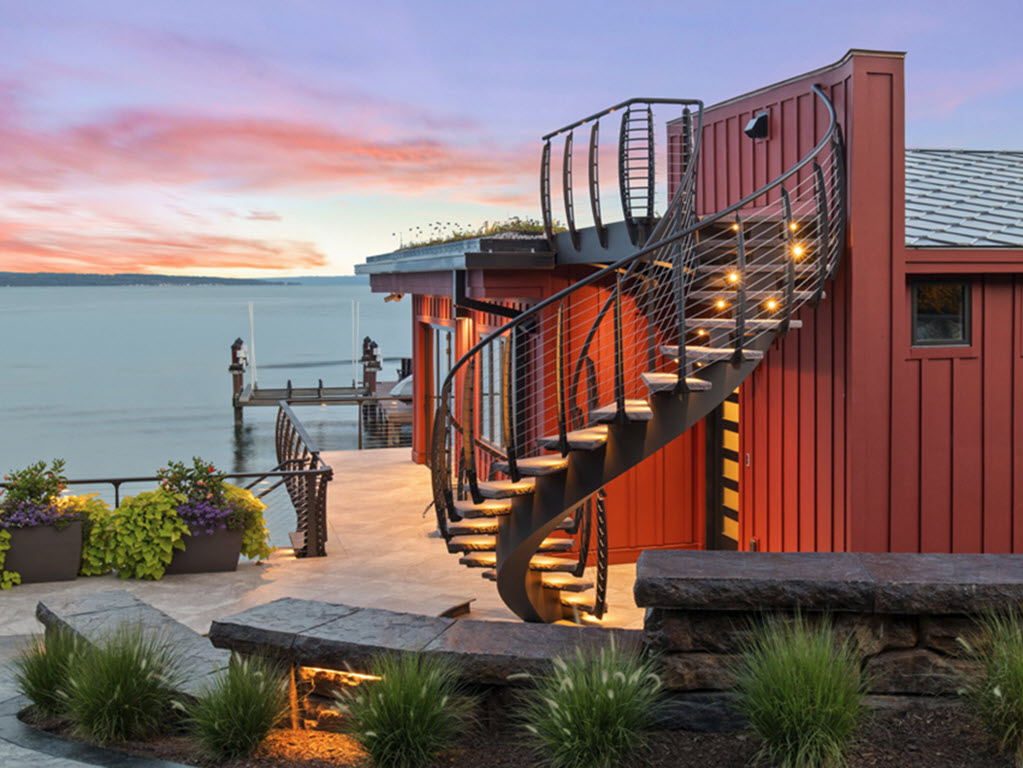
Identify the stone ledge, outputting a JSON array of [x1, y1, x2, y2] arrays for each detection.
[[209, 597, 641, 685], [635, 551, 1023, 614], [35, 590, 231, 698]]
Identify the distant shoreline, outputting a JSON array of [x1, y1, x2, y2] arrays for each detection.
[[0, 272, 369, 287]]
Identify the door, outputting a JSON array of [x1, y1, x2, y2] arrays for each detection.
[[705, 389, 740, 550]]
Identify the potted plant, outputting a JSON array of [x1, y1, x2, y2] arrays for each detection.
[[0, 459, 96, 586], [91, 457, 274, 580]]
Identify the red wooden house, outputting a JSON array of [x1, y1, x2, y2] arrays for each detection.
[[356, 50, 1023, 623]]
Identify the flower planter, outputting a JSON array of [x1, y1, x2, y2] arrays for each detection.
[[165, 528, 243, 574], [3, 521, 83, 583]]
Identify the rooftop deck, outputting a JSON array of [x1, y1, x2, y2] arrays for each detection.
[[0, 448, 644, 638]]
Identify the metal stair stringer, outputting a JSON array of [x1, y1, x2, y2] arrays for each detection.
[[491, 332, 774, 622]]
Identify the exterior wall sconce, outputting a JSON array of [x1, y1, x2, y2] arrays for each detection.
[[384, 292, 404, 303], [744, 111, 769, 140]]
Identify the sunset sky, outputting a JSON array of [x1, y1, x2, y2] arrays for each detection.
[[2, 0, 1021, 277]]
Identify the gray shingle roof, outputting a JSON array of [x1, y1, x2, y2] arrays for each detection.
[[905, 150, 1023, 247]]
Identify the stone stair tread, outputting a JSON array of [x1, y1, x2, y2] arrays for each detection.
[[459, 552, 577, 572], [696, 263, 816, 274], [690, 289, 822, 300], [448, 534, 574, 554], [477, 478, 535, 498], [660, 344, 764, 361], [542, 573, 594, 592], [453, 499, 512, 518], [592, 399, 653, 423], [537, 425, 609, 451], [447, 518, 499, 535], [685, 318, 803, 329], [481, 568, 497, 581], [641, 371, 713, 393], [493, 455, 569, 477], [560, 594, 597, 613]]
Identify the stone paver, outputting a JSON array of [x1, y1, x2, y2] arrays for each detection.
[[211, 598, 643, 685]]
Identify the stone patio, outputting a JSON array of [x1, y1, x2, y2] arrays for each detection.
[[0, 447, 644, 638]]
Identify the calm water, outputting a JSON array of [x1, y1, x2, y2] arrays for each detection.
[[0, 284, 411, 491]]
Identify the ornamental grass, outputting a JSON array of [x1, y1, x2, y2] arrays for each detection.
[[962, 610, 1023, 765], [63, 623, 183, 744], [13, 628, 81, 718], [732, 613, 865, 768], [517, 637, 663, 768], [335, 653, 475, 768], [188, 655, 291, 759]]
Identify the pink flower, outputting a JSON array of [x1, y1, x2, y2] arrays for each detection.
[[206, 493, 213, 499], [198, 480, 205, 486], [208, 467, 215, 473]]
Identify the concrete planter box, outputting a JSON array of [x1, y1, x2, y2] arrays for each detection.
[[165, 529, 243, 575], [4, 521, 83, 583]]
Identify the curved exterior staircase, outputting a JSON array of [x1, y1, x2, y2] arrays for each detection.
[[431, 86, 848, 622]]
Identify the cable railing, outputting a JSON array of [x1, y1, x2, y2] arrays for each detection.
[[430, 84, 846, 621], [2, 401, 334, 559]]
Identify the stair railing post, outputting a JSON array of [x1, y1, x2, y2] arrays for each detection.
[[462, 357, 483, 503], [779, 187, 796, 335], [541, 140, 555, 251], [563, 132, 581, 250], [672, 235, 690, 395], [613, 274, 626, 421], [733, 216, 747, 362], [811, 162, 830, 307], [588, 122, 608, 248], [555, 302, 569, 456], [828, 125, 848, 280], [500, 332, 520, 482], [593, 488, 608, 619]]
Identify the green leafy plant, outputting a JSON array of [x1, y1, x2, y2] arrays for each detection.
[[102, 489, 189, 580], [0, 529, 20, 589], [732, 613, 865, 768], [961, 610, 1023, 764], [335, 653, 475, 768], [74, 494, 115, 576], [1, 458, 67, 506], [14, 628, 80, 717], [64, 623, 183, 744], [188, 655, 290, 759], [517, 638, 663, 768], [225, 483, 275, 560]]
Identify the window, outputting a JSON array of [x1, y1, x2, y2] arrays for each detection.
[[911, 281, 970, 347], [478, 335, 507, 448]]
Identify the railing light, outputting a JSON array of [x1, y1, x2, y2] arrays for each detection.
[[715, 299, 727, 310], [731, 223, 739, 231], [793, 244, 805, 259], [789, 222, 799, 231], [727, 272, 740, 284], [697, 329, 706, 336], [766, 299, 778, 311]]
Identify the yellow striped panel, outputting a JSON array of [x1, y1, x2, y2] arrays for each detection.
[[723, 487, 740, 512], [723, 400, 739, 423], [723, 458, 740, 482], [722, 516, 739, 541], [723, 429, 739, 454]]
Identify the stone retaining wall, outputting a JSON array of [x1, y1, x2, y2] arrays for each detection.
[[634, 551, 1023, 696]]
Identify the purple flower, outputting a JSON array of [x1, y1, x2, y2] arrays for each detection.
[[175, 500, 240, 536], [0, 500, 79, 530]]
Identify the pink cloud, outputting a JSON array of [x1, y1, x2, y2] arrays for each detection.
[[0, 108, 536, 196], [0, 220, 327, 273]]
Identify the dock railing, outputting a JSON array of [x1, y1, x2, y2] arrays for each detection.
[[3, 401, 333, 559]]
